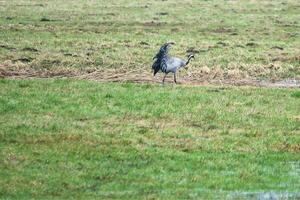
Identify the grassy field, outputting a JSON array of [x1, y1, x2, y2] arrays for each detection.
[[1, 79, 300, 199], [1, 0, 300, 199], [0, 0, 299, 80]]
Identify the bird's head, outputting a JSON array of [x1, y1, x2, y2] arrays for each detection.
[[184, 54, 194, 70], [188, 54, 195, 60]]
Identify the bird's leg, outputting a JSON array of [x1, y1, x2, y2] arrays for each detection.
[[174, 73, 177, 84], [162, 73, 167, 84]]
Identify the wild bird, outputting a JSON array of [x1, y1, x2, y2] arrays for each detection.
[[152, 42, 194, 84]]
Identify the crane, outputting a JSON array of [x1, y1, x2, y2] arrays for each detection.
[[152, 42, 194, 84]]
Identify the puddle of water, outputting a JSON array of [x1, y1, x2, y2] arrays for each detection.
[[229, 191, 300, 200], [259, 79, 300, 88], [289, 161, 300, 177], [229, 162, 300, 199]]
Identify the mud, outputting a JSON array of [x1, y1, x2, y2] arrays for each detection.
[[22, 47, 38, 52]]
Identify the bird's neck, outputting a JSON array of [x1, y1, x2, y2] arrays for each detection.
[[185, 56, 193, 65]]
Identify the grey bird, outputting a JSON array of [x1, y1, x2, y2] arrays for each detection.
[[152, 42, 194, 84]]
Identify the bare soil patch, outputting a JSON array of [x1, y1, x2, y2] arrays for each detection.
[[0, 65, 80, 78], [77, 69, 300, 88], [1, 65, 299, 88]]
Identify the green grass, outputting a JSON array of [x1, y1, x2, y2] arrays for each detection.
[[1, 0, 300, 198], [0, 0, 300, 79], [0, 79, 300, 199]]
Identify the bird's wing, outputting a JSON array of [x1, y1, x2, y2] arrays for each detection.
[[152, 60, 158, 70], [166, 57, 186, 70], [152, 59, 161, 75], [152, 43, 172, 74], [168, 57, 185, 65]]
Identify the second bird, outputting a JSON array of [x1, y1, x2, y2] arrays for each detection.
[[152, 42, 194, 84]]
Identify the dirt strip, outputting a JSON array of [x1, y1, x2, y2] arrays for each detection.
[[1, 66, 299, 88]]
